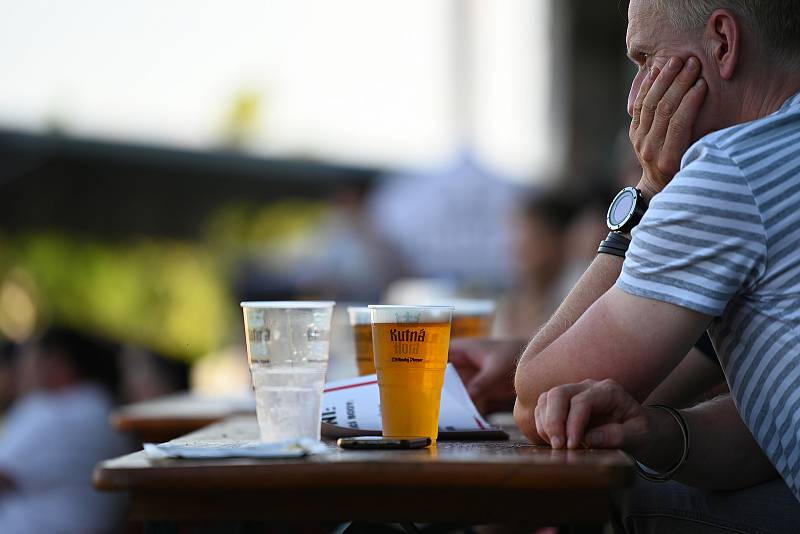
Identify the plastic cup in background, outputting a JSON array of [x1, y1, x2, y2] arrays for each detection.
[[369, 305, 453, 444], [347, 307, 375, 376], [434, 298, 495, 339], [240, 301, 335, 443]]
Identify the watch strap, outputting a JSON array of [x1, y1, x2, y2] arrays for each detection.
[[597, 231, 631, 258]]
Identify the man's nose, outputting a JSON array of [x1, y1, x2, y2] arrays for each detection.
[[628, 71, 644, 117]]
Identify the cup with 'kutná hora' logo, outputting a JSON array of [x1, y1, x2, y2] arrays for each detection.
[[368, 305, 453, 444]]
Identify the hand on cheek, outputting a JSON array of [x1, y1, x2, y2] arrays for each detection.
[[629, 56, 707, 200]]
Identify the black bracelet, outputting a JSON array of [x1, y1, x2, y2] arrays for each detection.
[[597, 231, 631, 258], [636, 404, 690, 483], [605, 231, 631, 248], [597, 245, 625, 258]]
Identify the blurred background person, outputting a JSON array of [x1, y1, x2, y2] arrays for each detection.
[[556, 185, 618, 298], [495, 190, 579, 338], [451, 189, 581, 414], [368, 148, 522, 294], [293, 184, 408, 303], [0, 327, 130, 533], [118, 344, 190, 403], [0, 342, 18, 422]]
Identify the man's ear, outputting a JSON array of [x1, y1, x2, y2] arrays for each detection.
[[705, 9, 740, 80]]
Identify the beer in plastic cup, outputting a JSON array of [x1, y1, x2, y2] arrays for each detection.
[[446, 299, 496, 338], [241, 301, 335, 442], [347, 306, 375, 376], [369, 305, 453, 443]]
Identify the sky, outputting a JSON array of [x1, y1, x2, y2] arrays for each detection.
[[0, 0, 558, 179]]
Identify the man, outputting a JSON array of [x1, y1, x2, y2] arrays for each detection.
[[473, 0, 800, 531], [0, 342, 18, 416], [0, 328, 130, 533]]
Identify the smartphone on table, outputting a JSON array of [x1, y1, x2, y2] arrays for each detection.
[[337, 436, 431, 450]]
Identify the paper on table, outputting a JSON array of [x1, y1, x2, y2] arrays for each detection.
[[143, 439, 328, 460], [321, 364, 492, 433]]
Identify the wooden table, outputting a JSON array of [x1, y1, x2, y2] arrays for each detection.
[[95, 416, 635, 528], [111, 392, 255, 442]]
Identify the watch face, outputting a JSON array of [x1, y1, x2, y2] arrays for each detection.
[[608, 187, 637, 230]]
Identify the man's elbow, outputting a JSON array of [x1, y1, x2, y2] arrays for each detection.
[[513, 397, 540, 443], [514, 360, 551, 444], [513, 365, 546, 443], [514, 360, 546, 415]]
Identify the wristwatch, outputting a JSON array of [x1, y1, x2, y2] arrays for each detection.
[[607, 186, 647, 233]]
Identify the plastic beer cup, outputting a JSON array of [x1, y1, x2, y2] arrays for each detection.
[[347, 307, 376, 376], [369, 305, 453, 443], [446, 299, 496, 339]]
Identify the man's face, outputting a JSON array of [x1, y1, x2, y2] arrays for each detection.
[[15, 344, 73, 393], [15, 344, 42, 394], [626, 0, 719, 141]]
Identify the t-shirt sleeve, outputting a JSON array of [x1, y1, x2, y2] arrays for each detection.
[[617, 142, 767, 317]]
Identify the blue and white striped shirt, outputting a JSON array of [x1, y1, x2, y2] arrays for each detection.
[[618, 90, 800, 500]]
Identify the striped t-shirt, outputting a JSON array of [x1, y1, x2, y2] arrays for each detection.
[[618, 90, 800, 500]]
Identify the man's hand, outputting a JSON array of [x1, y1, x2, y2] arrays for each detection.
[[533, 378, 653, 452], [532, 382, 780, 491], [449, 338, 525, 414], [630, 56, 707, 200]]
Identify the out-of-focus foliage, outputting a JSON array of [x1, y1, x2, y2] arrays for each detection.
[[0, 199, 329, 361], [0, 234, 229, 361], [208, 200, 326, 246]]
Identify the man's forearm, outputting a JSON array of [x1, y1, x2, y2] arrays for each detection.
[[638, 395, 778, 490], [513, 253, 623, 439], [519, 175, 657, 364], [644, 347, 725, 407], [520, 253, 623, 363]]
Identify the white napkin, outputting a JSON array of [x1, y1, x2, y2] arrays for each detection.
[[143, 439, 328, 459]]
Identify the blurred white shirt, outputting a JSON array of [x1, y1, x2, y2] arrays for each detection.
[[0, 384, 130, 534], [369, 149, 522, 289]]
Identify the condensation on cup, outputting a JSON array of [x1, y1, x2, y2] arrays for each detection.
[[240, 301, 335, 443]]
